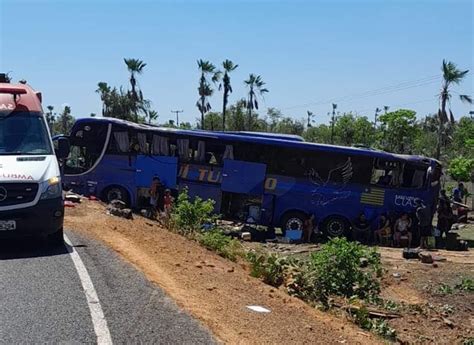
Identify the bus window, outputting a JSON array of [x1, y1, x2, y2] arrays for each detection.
[[151, 135, 170, 155], [137, 132, 148, 154], [402, 164, 427, 188], [65, 122, 108, 174], [177, 138, 191, 161], [371, 159, 401, 187], [113, 131, 130, 153], [270, 148, 306, 177]]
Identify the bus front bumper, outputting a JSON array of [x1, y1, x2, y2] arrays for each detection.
[[0, 198, 64, 239]]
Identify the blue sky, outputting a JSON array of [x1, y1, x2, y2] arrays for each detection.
[[1, 0, 472, 125]]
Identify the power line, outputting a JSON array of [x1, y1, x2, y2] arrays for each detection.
[[171, 110, 183, 126], [281, 75, 441, 110]]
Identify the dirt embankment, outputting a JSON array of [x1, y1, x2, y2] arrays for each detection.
[[65, 200, 378, 344]]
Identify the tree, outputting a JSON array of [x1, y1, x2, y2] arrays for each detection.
[[448, 156, 474, 182], [203, 112, 223, 131], [451, 116, 474, 158], [53, 105, 75, 135], [45, 105, 56, 133], [96, 82, 111, 116], [124, 58, 147, 122], [146, 110, 159, 124], [196, 60, 220, 130], [378, 109, 418, 153], [304, 124, 332, 143], [90, 113, 97, 117], [436, 60, 473, 159], [220, 59, 238, 130], [244, 74, 268, 130]]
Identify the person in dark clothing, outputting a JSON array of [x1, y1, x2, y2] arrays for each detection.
[[352, 213, 371, 244], [415, 199, 432, 249], [303, 214, 315, 243], [437, 190, 453, 239]]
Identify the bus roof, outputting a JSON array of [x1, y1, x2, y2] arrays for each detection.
[[73, 117, 437, 166]]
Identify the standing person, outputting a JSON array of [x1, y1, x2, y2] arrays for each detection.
[[394, 213, 412, 247], [303, 214, 315, 243], [374, 214, 391, 245], [163, 189, 175, 216], [437, 190, 453, 238], [415, 199, 432, 249], [452, 183, 466, 203], [352, 213, 371, 244], [148, 176, 161, 218]]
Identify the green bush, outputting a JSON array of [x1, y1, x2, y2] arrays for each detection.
[[170, 188, 217, 235], [246, 251, 288, 287], [448, 156, 474, 182], [290, 238, 382, 306], [198, 229, 242, 261]]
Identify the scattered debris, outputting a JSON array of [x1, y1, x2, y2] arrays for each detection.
[[65, 193, 81, 203], [246, 305, 271, 313], [106, 199, 133, 219], [442, 318, 455, 328], [241, 232, 251, 241], [419, 252, 434, 264]]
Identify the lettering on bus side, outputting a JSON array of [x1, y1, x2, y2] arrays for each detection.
[[394, 194, 420, 208]]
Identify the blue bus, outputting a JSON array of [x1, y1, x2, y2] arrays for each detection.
[[60, 117, 442, 237]]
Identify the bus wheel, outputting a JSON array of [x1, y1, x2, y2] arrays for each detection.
[[104, 186, 130, 206], [281, 211, 306, 233], [322, 216, 349, 238]]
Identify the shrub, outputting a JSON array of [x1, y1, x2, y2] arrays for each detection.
[[351, 307, 396, 340], [448, 156, 474, 182], [290, 238, 382, 306], [246, 251, 288, 287], [170, 188, 217, 235], [198, 229, 242, 261], [455, 277, 474, 292]]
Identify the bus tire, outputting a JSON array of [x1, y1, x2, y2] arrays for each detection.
[[322, 216, 349, 238], [280, 211, 307, 234], [103, 186, 130, 206]]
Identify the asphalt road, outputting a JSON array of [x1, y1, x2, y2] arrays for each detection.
[[0, 231, 215, 344]]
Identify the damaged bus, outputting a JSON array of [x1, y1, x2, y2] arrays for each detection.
[[59, 117, 441, 237]]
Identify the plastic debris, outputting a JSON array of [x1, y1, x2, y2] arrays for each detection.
[[246, 305, 271, 313]]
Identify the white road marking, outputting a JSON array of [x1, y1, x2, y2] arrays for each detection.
[[64, 234, 113, 345]]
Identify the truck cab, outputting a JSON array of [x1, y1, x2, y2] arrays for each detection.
[[0, 75, 69, 245]]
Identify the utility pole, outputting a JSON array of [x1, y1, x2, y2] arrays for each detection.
[[171, 110, 183, 127], [330, 103, 337, 144]]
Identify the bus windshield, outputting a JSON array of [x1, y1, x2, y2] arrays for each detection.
[[0, 112, 53, 155]]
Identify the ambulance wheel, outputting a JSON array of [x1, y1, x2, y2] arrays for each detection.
[[322, 216, 349, 238], [103, 186, 130, 206]]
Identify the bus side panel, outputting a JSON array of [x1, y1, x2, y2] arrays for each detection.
[[93, 155, 138, 206], [179, 181, 222, 213], [221, 159, 266, 195], [136, 155, 178, 189]]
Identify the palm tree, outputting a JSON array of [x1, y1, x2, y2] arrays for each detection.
[[45, 105, 55, 132], [147, 110, 159, 124], [244, 74, 268, 130], [196, 59, 220, 129], [124, 58, 147, 122], [219, 60, 238, 130], [436, 60, 473, 159], [96, 82, 111, 116]]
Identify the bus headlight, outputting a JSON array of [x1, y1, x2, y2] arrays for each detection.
[[40, 176, 62, 200]]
